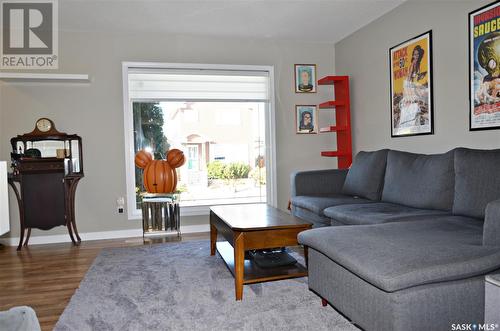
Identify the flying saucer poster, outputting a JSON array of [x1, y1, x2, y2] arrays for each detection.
[[470, 1, 500, 130]]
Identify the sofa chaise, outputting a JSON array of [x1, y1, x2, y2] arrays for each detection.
[[291, 148, 500, 331]]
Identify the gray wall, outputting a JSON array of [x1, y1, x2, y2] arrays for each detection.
[[0, 30, 336, 239], [335, 0, 499, 154]]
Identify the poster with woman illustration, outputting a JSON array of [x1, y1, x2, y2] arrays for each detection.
[[470, 1, 500, 131], [389, 31, 433, 137]]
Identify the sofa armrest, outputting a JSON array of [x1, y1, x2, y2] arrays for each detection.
[[290, 169, 348, 197], [483, 199, 500, 246]]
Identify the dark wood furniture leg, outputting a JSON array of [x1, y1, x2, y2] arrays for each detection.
[[67, 178, 81, 244], [72, 221, 81, 243], [210, 223, 217, 256], [322, 298, 328, 307], [67, 221, 77, 245], [9, 181, 26, 251], [17, 227, 25, 251], [233, 231, 245, 301], [23, 228, 31, 246], [71, 221, 81, 243]]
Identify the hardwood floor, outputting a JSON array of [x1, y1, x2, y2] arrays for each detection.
[[0, 233, 209, 331]]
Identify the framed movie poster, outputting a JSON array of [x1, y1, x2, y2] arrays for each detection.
[[295, 64, 316, 93], [469, 1, 500, 131], [296, 105, 318, 134], [389, 31, 434, 137]]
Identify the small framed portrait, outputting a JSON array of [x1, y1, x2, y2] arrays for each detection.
[[295, 64, 317, 93], [296, 105, 318, 134]]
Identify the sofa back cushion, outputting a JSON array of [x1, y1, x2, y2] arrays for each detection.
[[453, 148, 500, 219], [342, 149, 388, 200], [381, 150, 455, 210]]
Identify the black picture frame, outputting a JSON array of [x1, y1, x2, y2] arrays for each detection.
[[469, 0, 500, 131], [389, 30, 434, 138]]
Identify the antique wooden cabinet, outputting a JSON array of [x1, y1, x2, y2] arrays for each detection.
[[9, 118, 84, 250]]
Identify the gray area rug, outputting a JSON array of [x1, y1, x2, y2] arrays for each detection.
[[55, 240, 357, 331]]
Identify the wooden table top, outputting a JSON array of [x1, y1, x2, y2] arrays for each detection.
[[210, 204, 311, 231]]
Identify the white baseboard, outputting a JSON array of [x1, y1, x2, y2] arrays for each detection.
[[0, 224, 210, 246]]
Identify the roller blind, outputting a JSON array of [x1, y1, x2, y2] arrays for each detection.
[[128, 68, 270, 101]]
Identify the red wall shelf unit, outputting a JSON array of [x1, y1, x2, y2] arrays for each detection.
[[318, 100, 346, 108], [319, 125, 349, 133], [320, 151, 350, 157], [318, 75, 352, 169]]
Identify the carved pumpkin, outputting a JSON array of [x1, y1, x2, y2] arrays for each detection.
[[134, 148, 186, 193], [135, 150, 153, 169], [167, 149, 186, 168], [143, 160, 177, 193]]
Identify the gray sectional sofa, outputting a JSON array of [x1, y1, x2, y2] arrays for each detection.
[[291, 148, 500, 331]]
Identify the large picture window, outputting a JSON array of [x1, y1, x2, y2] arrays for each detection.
[[123, 63, 276, 219]]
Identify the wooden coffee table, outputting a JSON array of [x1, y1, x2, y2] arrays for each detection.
[[210, 204, 312, 300]]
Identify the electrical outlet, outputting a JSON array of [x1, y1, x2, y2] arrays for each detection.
[[117, 197, 125, 214]]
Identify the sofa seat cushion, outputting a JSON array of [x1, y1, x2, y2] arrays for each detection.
[[323, 202, 450, 225], [298, 216, 500, 292], [381, 150, 455, 211], [290, 195, 372, 216], [291, 206, 332, 228]]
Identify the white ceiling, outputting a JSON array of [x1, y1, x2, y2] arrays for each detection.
[[60, 0, 405, 44]]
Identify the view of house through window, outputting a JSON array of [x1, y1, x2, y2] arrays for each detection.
[[133, 101, 267, 207]]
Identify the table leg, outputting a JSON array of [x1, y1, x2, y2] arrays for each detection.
[[234, 232, 244, 301], [210, 223, 217, 256]]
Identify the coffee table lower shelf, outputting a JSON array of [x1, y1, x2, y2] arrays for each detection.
[[216, 241, 308, 284]]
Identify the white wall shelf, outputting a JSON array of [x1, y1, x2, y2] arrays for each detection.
[[0, 73, 90, 82]]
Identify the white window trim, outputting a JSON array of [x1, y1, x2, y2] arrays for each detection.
[[122, 62, 277, 220]]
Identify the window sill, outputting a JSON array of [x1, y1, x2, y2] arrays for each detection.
[[128, 201, 266, 220]]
